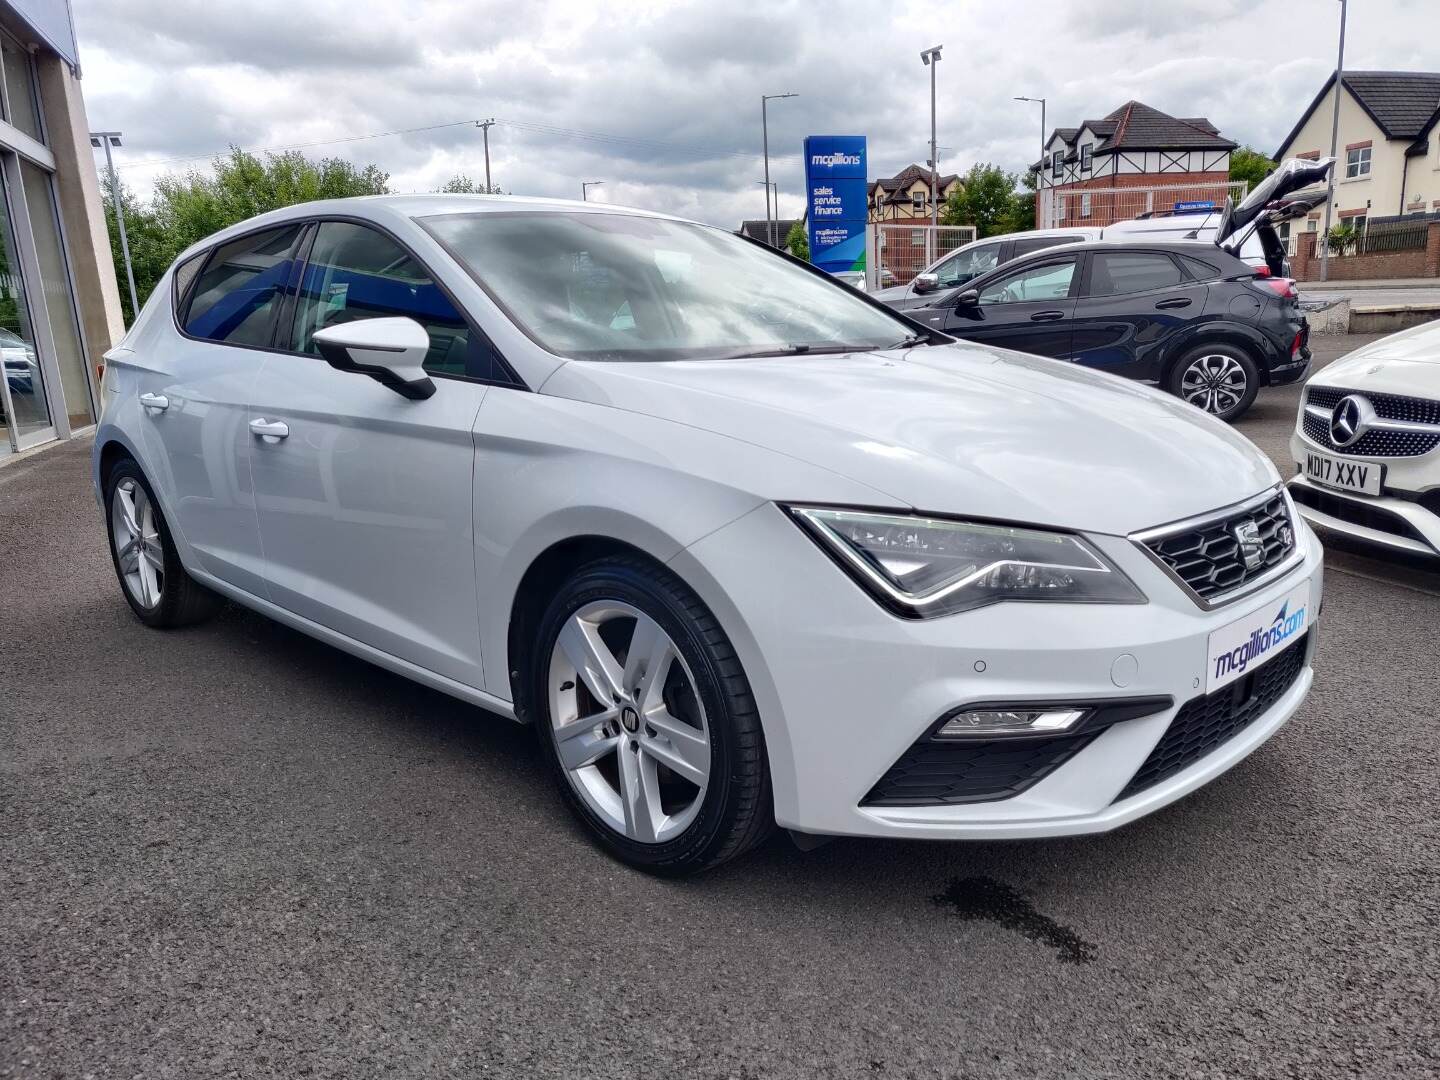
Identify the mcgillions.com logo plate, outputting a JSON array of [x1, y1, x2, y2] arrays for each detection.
[[1205, 581, 1311, 693]]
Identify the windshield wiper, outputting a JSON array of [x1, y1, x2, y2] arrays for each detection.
[[720, 344, 862, 359], [887, 333, 932, 349]]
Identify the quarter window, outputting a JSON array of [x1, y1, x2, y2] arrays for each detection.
[[1086, 252, 1184, 297], [977, 258, 1077, 304], [1344, 146, 1371, 178], [290, 221, 497, 381], [183, 225, 303, 347]]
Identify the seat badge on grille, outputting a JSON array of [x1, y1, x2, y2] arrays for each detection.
[[1232, 520, 1265, 571]]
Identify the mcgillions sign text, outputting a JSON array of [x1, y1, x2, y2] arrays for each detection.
[[1213, 600, 1306, 681]]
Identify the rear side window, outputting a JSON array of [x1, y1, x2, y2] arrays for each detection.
[[1086, 252, 1185, 297], [289, 220, 501, 381], [183, 226, 303, 346], [170, 251, 206, 316], [1180, 255, 1221, 281]]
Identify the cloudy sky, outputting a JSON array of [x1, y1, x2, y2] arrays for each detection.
[[73, 0, 1440, 228]]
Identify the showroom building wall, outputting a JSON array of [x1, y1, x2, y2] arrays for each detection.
[[0, 0, 123, 459]]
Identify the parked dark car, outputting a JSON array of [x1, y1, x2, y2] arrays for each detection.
[[899, 239, 1309, 421]]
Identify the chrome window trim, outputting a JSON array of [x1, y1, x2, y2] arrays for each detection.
[[1129, 484, 1305, 610]]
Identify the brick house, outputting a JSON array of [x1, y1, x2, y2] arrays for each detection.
[[1273, 71, 1440, 244], [1033, 101, 1237, 228]]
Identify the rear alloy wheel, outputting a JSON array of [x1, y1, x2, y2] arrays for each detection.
[[532, 556, 772, 875], [1167, 344, 1259, 422], [104, 457, 222, 628]]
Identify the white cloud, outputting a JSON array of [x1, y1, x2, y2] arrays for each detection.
[[73, 0, 1440, 227]]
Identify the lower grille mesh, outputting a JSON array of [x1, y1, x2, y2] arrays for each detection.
[[1115, 633, 1309, 802], [863, 731, 1097, 805]]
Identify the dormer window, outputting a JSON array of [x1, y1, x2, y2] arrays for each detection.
[[1080, 143, 1093, 172], [1051, 150, 1064, 179], [912, 191, 925, 212]]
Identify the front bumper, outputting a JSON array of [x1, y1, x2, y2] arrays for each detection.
[[673, 502, 1324, 841], [1288, 428, 1440, 557]]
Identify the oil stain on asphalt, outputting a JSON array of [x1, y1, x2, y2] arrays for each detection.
[[933, 877, 1097, 964]]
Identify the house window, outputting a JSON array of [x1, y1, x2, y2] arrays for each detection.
[[911, 191, 925, 212], [1051, 150, 1064, 179], [1080, 193, 1092, 218], [1351, 215, 1367, 233], [911, 229, 925, 246], [1080, 143, 1093, 172], [1345, 146, 1371, 178]]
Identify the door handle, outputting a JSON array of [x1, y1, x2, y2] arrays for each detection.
[[139, 393, 168, 412], [1029, 310, 1065, 322], [1155, 297, 1192, 310], [248, 418, 289, 441]]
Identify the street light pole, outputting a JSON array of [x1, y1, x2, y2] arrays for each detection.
[[921, 46, 943, 264], [581, 180, 604, 201], [761, 92, 798, 248], [1320, 0, 1347, 283], [89, 131, 139, 323], [1014, 95, 1046, 225], [476, 118, 495, 193]]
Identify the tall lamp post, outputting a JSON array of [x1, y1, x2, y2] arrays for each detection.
[[1320, 0, 1347, 283], [920, 46, 943, 236], [754, 179, 778, 245], [1014, 95, 1046, 225], [581, 180, 604, 201], [89, 131, 139, 322], [761, 92, 798, 248]]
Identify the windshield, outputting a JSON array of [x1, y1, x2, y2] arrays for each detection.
[[420, 211, 915, 362]]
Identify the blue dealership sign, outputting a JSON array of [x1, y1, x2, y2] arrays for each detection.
[[804, 136, 868, 274]]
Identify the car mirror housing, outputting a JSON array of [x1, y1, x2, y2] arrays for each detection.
[[913, 272, 939, 294], [312, 317, 436, 400], [955, 288, 980, 307]]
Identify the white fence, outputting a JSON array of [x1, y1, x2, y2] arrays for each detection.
[[870, 223, 976, 287], [1037, 181, 1248, 230]]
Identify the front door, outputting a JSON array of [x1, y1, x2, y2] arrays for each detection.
[[935, 254, 1079, 357], [247, 219, 494, 688], [1068, 249, 1209, 380]]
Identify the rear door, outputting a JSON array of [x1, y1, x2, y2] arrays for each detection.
[[1068, 249, 1207, 380], [932, 254, 1079, 356], [246, 218, 505, 688]]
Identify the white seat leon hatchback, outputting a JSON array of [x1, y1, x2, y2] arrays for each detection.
[[94, 195, 1324, 874]]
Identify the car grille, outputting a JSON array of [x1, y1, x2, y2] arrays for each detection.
[[1115, 633, 1308, 802], [1303, 386, 1440, 458], [862, 731, 1098, 805], [1139, 491, 1296, 604]]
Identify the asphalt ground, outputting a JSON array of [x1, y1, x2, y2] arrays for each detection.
[[3, 335, 1437, 1079]]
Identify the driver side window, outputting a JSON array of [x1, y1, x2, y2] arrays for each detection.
[[936, 243, 1000, 286], [977, 258, 1077, 305]]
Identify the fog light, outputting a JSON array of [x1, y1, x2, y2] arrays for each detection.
[[936, 708, 1087, 738]]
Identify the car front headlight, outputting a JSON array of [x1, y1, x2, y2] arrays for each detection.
[[788, 506, 1145, 618]]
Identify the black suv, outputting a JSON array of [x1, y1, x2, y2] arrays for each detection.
[[901, 239, 1308, 421], [880, 156, 1333, 422]]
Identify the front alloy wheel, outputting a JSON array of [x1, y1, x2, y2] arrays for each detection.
[[532, 556, 772, 875], [111, 477, 164, 609], [1167, 344, 1260, 422]]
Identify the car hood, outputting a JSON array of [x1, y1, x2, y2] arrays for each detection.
[[1312, 319, 1440, 395], [541, 342, 1279, 536], [868, 284, 910, 303]]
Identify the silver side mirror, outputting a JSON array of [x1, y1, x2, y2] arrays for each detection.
[[312, 317, 435, 400], [913, 272, 939, 294]]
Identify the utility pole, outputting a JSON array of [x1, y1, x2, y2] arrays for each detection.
[[761, 93, 798, 248], [1015, 96, 1046, 225], [1320, 0, 1347, 282], [90, 131, 139, 322], [476, 118, 495, 193]]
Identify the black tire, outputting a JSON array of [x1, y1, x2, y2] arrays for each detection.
[[1164, 342, 1261, 422], [104, 456, 222, 628], [530, 555, 773, 876]]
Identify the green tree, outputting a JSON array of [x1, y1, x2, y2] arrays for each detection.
[[939, 163, 1025, 238], [1229, 145, 1276, 192], [104, 147, 391, 322], [784, 219, 809, 261], [438, 174, 504, 194]]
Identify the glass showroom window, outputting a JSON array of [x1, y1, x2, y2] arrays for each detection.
[[1345, 146, 1371, 178], [0, 32, 41, 141], [0, 165, 48, 452]]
